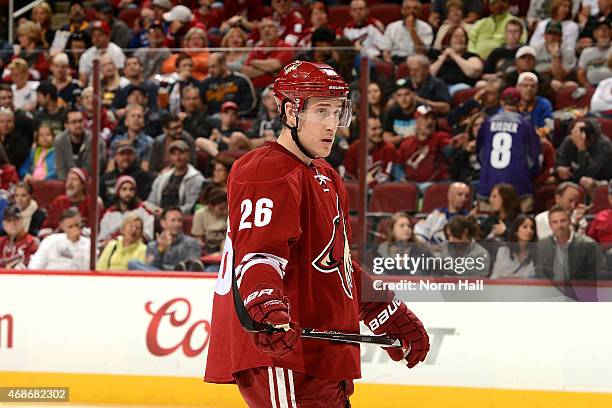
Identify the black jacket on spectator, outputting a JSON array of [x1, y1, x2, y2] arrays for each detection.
[[3, 112, 34, 170], [100, 163, 155, 208], [555, 133, 612, 183], [183, 111, 214, 139], [428, 49, 481, 86], [413, 75, 452, 105], [484, 45, 520, 74], [200, 72, 256, 116], [112, 81, 160, 113]]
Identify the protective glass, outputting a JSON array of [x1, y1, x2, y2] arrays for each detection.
[[297, 98, 353, 128]]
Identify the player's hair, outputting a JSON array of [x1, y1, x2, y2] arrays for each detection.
[[0, 83, 12, 94], [407, 54, 429, 68], [64, 107, 82, 122], [60, 208, 81, 222], [555, 181, 581, 197], [492, 183, 521, 220], [125, 55, 142, 65], [386, 212, 415, 243], [181, 85, 200, 98], [444, 215, 481, 241], [445, 0, 463, 11], [548, 204, 570, 219], [161, 206, 182, 220]]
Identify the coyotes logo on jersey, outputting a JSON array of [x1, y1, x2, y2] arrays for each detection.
[[312, 194, 354, 299]]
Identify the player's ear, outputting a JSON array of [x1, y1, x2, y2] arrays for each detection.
[[284, 100, 297, 127]]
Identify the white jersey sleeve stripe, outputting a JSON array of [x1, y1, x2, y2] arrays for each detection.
[[287, 369, 297, 408], [275, 367, 289, 408], [268, 367, 278, 408]]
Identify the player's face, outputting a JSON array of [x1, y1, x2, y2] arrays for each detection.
[[393, 216, 412, 241], [516, 218, 535, 243], [298, 98, 345, 158], [557, 187, 580, 211], [549, 211, 570, 238]]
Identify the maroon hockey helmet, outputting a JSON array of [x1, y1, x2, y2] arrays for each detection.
[[274, 61, 352, 127]]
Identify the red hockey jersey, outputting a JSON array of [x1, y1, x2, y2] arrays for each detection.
[[397, 132, 451, 182], [205, 142, 363, 383], [0, 232, 39, 268], [343, 140, 397, 187]]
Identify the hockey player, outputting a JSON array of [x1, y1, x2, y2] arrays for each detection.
[[476, 87, 541, 213], [205, 61, 429, 407]]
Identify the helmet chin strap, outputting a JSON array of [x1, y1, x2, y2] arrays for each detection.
[[285, 110, 318, 160]]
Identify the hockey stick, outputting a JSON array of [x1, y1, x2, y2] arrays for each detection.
[[230, 254, 402, 347]]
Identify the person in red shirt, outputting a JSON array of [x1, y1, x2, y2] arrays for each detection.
[[0, 205, 39, 269], [395, 105, 451, 186], [205, 61, 429, 406], [343, 116, 397, 187], [588, 181, 612, 243], [43, 167, 102, 230], [242, 18, 295, 89]]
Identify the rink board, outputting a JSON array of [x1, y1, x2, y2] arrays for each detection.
[[1, 271, 612, 408]]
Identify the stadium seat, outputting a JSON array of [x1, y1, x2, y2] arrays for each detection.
[[374, 216, 392, 244], [31, 180, 66, 210], [183, 215, 194, 235], [372, 59, 395, 81], [453, 88, 478, 106], [590, 185, 610, 215], [596, 118, 612, 142], [345, 182, 361, 213], [220, 150, 247, 160], [533, 184, 558, 214], [196, 150, 210, 176], [421, 183, 473, 213], [118, 9, 140, 29], [368, 182, 418, 213], [396, 62, 409, 79], [328, 5, 352, 27], [369, 4, 402, 26], [350, 215, 373, 245], [555, 86, 596, 110], [421, 2, 430, 21], [236, 117, 254, 133]]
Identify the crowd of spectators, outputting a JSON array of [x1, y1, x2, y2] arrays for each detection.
[[0, 0, 610, 279]]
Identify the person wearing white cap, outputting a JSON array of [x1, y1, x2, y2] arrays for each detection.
[[516, 71, 554, 134], [163, 5, 197, 49], [49, 52, 81, 107]]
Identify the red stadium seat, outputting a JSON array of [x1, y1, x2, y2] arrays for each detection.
[[533, 184, 558, 214], [350, 215, 373, 245], [453, 88, 478, 106], [369, 4, 402, 26], [368, 182, 419, 213], [555, 86, 596, 110], [374, 216, 392, 244], [396, 62, 409, 79], [421, 183, 474, 213], [596, 118, 612, 142], [118, 9, 140, 29], [421, 3, 430, 22], [183, 215, 194, 235], [328, 5, 352, 27], [345, 182, 361, 213], [372, 59, 395, 80], [590, 185, 610, 215], [31, 180, 65, 211], [236, 117, 254, 133]]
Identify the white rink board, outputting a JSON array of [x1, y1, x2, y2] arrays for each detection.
[[1, 273, 612, 394]]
